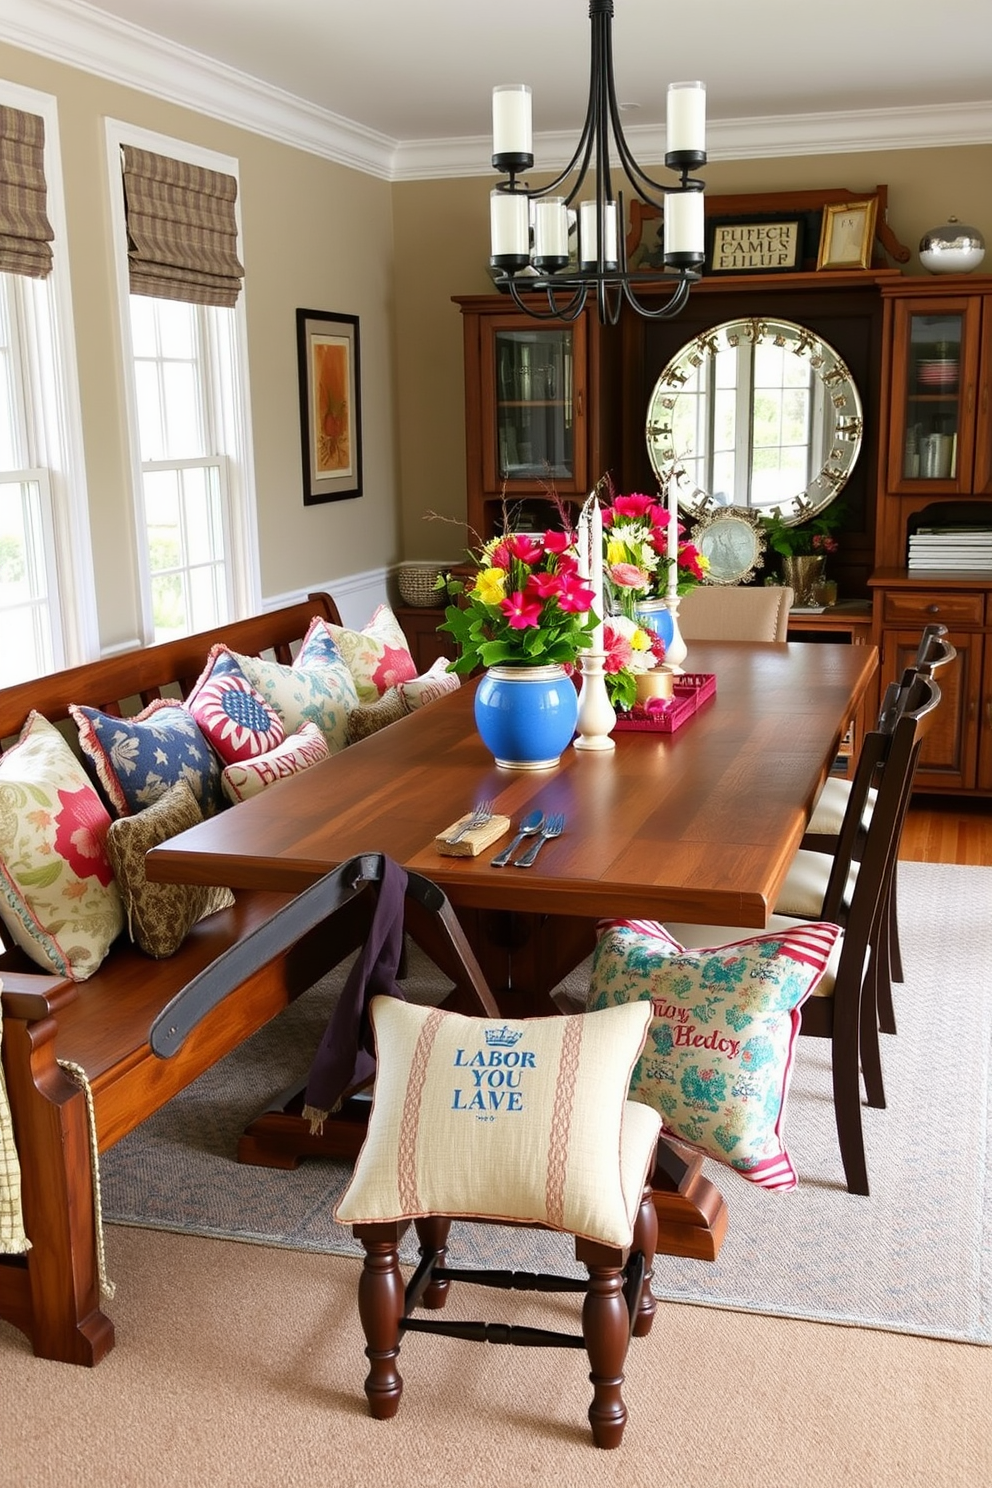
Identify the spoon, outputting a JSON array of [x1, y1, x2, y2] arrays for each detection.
[[490, 809, 544, 867]]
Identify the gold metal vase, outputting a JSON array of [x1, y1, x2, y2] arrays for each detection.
[[780, 554, 825, 607]]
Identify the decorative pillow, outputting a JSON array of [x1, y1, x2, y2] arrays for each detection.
[[0, 712, 124, 980], [587, 919, 842, 1191], [231, 642, 358, 756], [397, 657, 461, 712], [71, 697, 222, 819], [335, 998, 661, 1249], [184, 646, 285, 765], [312, 605, 417, 705], [220, 723, 329, 804], [105, 780, 235, 958], [346, 688, 408, 744]]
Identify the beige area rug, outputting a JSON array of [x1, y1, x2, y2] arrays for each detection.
[[100, 860, 992, 1344]]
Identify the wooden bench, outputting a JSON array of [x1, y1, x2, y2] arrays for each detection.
[[0, 592, 373, 1367]]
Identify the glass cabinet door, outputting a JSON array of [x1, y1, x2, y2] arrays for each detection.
[[481, 317, 587, 497], [900, 311, 964, 482]]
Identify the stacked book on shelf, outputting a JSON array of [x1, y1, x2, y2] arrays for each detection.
[[907, 525, 992, 573]]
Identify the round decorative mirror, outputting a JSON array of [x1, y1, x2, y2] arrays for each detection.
[[645, 317, 863, 525]]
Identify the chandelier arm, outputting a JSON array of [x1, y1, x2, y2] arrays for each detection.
[[620, 271, 695, 321], [503, 274, 588, 322]]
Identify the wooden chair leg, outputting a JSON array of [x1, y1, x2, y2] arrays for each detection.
[[355, 1223, 406, 1420], [631, 1180, 658, 1338], [888, 862, 904, 987], [577, 1249, 632, 1449], [859, 955, 886, 1111], [413, 1214, 452, 1309], [832, 1028, 870, 1197]]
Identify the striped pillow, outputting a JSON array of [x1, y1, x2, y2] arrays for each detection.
[[335, 999, 660, 1248], [587, 919, 841, 1191]]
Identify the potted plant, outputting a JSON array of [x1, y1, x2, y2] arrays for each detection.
[[436, 525, 597, 768], [760, 505, 843, 604]]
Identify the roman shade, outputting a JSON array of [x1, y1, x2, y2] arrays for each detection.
[[120, 145, 244, 308], [0, 106, 54, 279]]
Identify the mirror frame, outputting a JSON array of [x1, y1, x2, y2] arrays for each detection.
[[645, 316, 864, 525]]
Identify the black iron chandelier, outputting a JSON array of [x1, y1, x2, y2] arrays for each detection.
[[489, 0, 706, 324]]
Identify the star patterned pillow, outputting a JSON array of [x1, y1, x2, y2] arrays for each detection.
[[71, 697, 223, 818]]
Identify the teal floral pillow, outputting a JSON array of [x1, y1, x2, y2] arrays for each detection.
[[587, 918, 840, 1190], [230, 633, 359, 756]]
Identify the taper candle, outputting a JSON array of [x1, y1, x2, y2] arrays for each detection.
[[667, 484, 679, 600], [590, 497, 604, 650]]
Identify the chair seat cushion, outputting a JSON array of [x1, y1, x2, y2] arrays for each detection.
[[773, 848, 857, 919], [588, 918, 841, 1190], [335, 998, 660, 1248], [806, 776, 876, 839]]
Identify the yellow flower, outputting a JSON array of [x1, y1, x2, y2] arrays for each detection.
[[629, 626, 652, 652], [473, 567, 507, 606], [606, 537, 627, 566]]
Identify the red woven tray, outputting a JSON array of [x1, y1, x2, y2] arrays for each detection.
[[613, 672, 717, 734]]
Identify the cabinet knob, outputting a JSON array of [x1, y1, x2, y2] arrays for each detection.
[[926, 603, 940, 615]]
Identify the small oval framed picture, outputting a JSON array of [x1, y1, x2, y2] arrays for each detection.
[[692, 507, 767, 586]]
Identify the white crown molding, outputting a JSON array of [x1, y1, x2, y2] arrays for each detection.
[[4, 1, 992, 183], [395, 102, 992, 180]]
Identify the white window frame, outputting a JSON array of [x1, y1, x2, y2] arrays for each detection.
[[104, 118, 261, 644], [0, 79, 99, 669]]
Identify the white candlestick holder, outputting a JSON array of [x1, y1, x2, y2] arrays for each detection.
[[665, 594, 688, 673], [573, 651, 616, 751]]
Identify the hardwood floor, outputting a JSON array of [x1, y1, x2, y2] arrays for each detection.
[[901, 794, 992, 866]]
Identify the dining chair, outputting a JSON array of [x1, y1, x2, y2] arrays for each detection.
[[677, 584, 794, 642], [795, 623, 956, 1032], [150, 853, 663, 1450], [662, 669, 942, 1195]]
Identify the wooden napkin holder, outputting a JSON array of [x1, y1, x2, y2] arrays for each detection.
[[435, 814, 511, 857]]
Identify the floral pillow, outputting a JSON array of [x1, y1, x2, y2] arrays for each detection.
[[184, 647, 285, 765], [335, 998, 661, 1249], [312, 605, 417, 705], [397, 657, 460, 711], [0, 712, 124, 980], [220, 723, 329, 803], [587, 918, 841, 1191], [105, 780, 234, 958], [229, 639, 359, 756], [71, 698, 222, 819]]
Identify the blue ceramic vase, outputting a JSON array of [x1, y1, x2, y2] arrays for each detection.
[[634, 599, 675, 649], [474, 664, 579, 770]]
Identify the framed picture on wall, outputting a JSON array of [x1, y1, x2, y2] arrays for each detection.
[[296, 308, 363, 504], [816, 199, 878, 270]]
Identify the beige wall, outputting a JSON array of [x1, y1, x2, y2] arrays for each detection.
[[393, 145, 992, 560], [2, 34, 992, 635], [0, 41, 398, 651]]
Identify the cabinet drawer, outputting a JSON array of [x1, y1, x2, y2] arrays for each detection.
[[881, 590, 985, 627]]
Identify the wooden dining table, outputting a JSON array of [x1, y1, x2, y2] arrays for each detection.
[[145, 638, 876, 1258], [148, 639, 877, 1007]]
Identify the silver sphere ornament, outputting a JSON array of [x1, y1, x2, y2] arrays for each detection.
[[919, 217, 986, 274]]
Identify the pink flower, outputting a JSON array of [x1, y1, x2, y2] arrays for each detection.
[[557, 573, 595, 613], [503, 534, 543, 566], [541, 529, 571, 554], [53, 785, 115, 887], [500, 590, 543, 629], [609, 562, 650, 591], [648, 631, 667, 663], [603, 623, 634, 673], [527, 570, 564, 600], [608, 493, 664, 524]]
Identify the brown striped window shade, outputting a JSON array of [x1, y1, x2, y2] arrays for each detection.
[[120, 146, 244, 307], [0, 106, 55, 279]]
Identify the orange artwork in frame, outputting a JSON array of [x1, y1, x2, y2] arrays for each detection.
[[296, 308, 363, 503]]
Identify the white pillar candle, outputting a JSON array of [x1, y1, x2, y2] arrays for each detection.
[[667, 484, 679, 599], [533, 197, 569, 261], [578, 199, 618, 268], [492, 85, 533, 157], [490, 190, 529, 259], [666, 81, 706, 155], [663, 190, 705, 257], [590, 497, 604, 651]]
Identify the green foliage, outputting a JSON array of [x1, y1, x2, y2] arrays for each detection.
[[760, 503, 845, 558]]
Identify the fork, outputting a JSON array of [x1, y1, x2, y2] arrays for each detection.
[[445, 798, 494, 844], [512, 813, 564, 868]]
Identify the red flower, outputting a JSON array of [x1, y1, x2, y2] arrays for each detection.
[[527, 570, 565, 600], [608, 493, 664, 524], [53, 785, 115, 887], [500, 590, 543, 629], [503, 534, 543, 566], [557, 573, 595, 613], [541, 529, 571, 554]]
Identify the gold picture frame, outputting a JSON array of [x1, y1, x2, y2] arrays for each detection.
[[816, 199, 878, 271]]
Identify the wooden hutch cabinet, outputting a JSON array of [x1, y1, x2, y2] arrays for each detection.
[[454, 294, 620, 541], [871, 274, 992, 794]]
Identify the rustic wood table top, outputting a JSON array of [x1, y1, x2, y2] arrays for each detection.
[[147, 640, 877, 931]]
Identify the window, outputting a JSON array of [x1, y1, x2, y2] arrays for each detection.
[[0, 84, 97, 681], [106, 121, 260, 644]]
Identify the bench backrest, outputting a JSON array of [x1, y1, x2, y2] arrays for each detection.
[[0, 590, 342, 749]]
